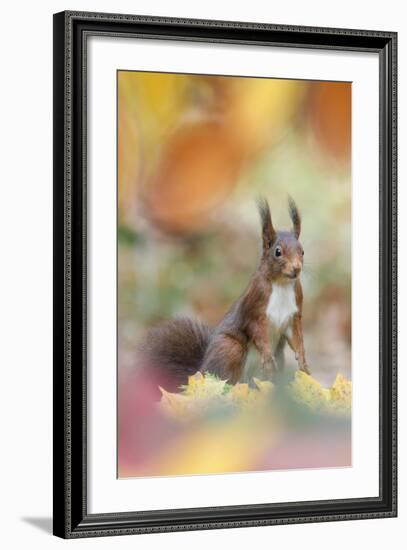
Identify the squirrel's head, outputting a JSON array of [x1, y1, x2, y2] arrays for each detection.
[[258, 196, 304, 283]]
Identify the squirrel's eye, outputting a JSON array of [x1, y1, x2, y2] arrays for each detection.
[[275, 247, 282, 257]]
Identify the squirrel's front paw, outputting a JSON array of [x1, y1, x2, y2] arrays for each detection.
[[300, 363, 311, 375]]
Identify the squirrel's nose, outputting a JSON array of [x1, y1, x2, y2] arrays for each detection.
[[292, 266, 301, 277]]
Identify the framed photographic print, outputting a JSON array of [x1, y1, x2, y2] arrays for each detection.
[[53, 11, 397, 538]]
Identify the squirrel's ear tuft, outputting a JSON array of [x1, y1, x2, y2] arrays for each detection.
[[257, 197, 276, 250], [288, 195, 301, 239]]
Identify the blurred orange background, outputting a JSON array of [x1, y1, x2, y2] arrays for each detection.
[[117, 71, 351, 478]]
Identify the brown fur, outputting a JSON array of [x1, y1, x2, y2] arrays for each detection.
[[141, 318, 213, 390], [201, 197, 309, 381], [141, 197, 310, 389]]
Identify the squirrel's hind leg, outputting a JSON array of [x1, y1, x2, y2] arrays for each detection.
[[200, 334, 247, 385]]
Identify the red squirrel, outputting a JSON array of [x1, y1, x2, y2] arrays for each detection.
[[141, 197, 310, 390]]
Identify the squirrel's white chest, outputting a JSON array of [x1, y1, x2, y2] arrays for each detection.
[[266, 283, 297, 329]]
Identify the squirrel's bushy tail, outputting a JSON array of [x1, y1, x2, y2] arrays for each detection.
[[139, 318, 213, 391]]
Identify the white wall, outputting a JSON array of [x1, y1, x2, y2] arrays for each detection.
[[0, 0, 404, 548]]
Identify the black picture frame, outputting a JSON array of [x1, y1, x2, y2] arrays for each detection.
[[53, 10, 397, 539]]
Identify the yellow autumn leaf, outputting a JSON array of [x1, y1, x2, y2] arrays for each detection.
[[183, 371, 227, 399], [159, 373, 229, 421], [289, 370, 352, 414], [159, 370, 351, 422], [329, 373, 352, 412], [289, 371, 331, 412], [253, 377, 274, 395]]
